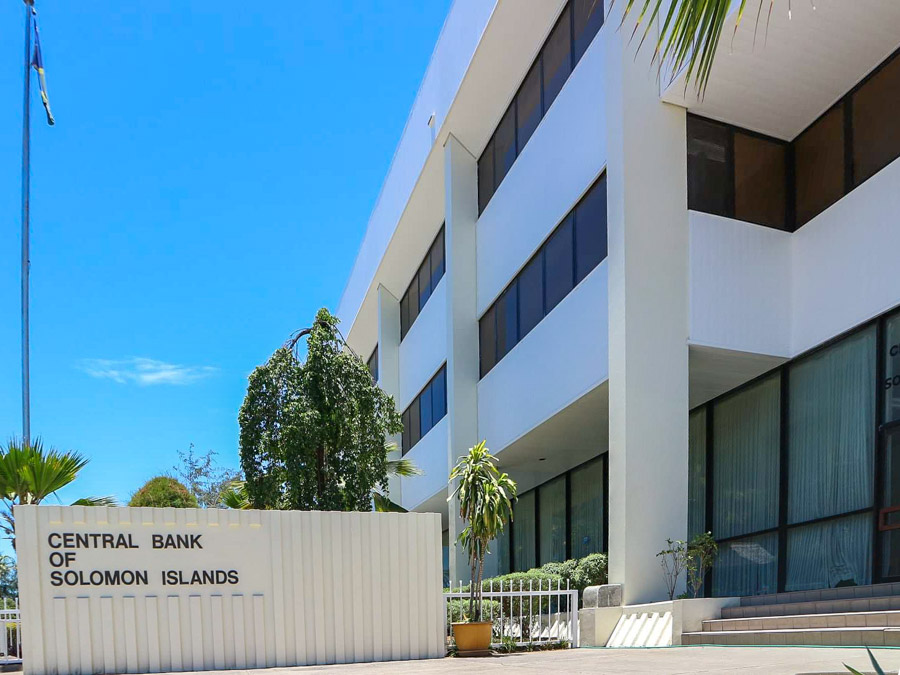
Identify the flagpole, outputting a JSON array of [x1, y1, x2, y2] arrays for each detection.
[[21, 0, 33, 445]]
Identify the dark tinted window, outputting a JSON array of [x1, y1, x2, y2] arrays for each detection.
[[574, 176, 607, 282], [367, 346, 379, 382], [494, 104, 517, 187], [419, 385, 432, 436], [687, 116, 731, 218], [517, 59, 542, 152], [401, 365, 447, 454], [477, 138, 495, 215], [497, 284, 519, 359], [545, 214, 574, 313], [518, 253, 544, 339], [795, 105, 844, 226], [417, 258, 431, 311], [853, 56, 900, 186], [432, 368, 446, 421], [479, 306, 497, 378], [400, 227, 445, 339], [733, 132, 787, 229], [573, 0, 604, 64], [543, 6, 572, 112], [430, 228, 445, 291]]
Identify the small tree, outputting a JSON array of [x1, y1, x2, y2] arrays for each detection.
[[657, 538, 689, 600], [239, 308, 402, 511], [449, 441, 517, 622], [129, 477, 198, 509], [172, 445, 242, 508], [686, 532, 718, 598]]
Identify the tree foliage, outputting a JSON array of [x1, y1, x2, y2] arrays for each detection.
[[172, 445, 242, 508], [238, 308, 403, 511], [0, 438, 113, 545], [129, 476, 199, 509]]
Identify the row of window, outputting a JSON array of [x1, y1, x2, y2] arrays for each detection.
[[479, 174, 607, 378], [483, 454, 608, 577], [477, 0, 605, 215], [401, 364, 447, 455], [689, 307, 900, 597], [400, 226, 445, 341], [688, 46, 900, 231]]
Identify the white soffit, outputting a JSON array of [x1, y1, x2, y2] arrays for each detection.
[[661, 0, 900, 140]]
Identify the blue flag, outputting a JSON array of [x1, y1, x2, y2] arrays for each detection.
[[32, 9, 55, 126]]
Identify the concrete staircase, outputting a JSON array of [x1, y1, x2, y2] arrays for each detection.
[[682, 583, 900, 646]]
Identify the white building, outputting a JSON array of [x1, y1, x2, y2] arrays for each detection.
[[337, 0, 900, 608]]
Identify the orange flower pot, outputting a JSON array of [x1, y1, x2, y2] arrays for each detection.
[[451, 621, 492, 654]]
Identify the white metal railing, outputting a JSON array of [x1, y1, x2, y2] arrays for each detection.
[[444, 579, 578, 650], [0, 599, 21, 663]]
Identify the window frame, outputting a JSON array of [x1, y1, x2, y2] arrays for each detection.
[[401, 364, 448, 455], [400, 225, 446, 341]]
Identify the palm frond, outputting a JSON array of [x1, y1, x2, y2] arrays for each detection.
[[71, 496, 118, 507], [373, 492, 407, 513], [613, 0, 773, 97], [220, 481, 251, 509], [387, 457, 423, 478]]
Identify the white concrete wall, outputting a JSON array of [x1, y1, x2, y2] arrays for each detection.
[[337, 0, 496, 331], [476, 21, 608, 313], [398, 279, 447, 410], [689, 212, 792, 357], [16, 505, 443, 674], [401, 418, 449, 511], [478, 264, 609, 452], [791, 156, 900, 355]]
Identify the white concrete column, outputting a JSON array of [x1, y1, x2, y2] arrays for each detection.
[[604, 15, 690, 604], [443, 132, 480, 583], [377, 284, 403, 503]]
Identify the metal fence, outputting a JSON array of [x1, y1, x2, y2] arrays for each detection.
[[0, 599, 21, 663], [444, 579, 578, 650]]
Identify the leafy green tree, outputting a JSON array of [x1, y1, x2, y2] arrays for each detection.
[[239, 308, 403, 511], [0, 555, 17, 599], [129, 477, 198, 508], [449, 441, 517, 621], [172, 445, 242, 508], [0, 438, 115, 546], [616, 0, 790, 95]]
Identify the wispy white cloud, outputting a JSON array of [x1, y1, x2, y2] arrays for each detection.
[[78, 357, 217, 386]]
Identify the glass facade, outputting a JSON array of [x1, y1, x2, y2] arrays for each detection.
[[491, 455, 607, 574], [401, 365, 447, 455], [687, 46, 900, 231], [400, 226, 445, 340], [689, 310, 900, 597]]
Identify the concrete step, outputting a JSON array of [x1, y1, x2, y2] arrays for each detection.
[[739, 582, 900, 608], [705, 610, 900, 632], [683, 626, 900, 647], [722, 594, 900, 619]]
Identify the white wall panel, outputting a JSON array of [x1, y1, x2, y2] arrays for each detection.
[[478, 263, 609, 452], [476, 26, 608, 315], [791, 157, 900, 355], [689, 211, 792, 357], [398, 280, 447, 410], [16, 505, 443, 675]]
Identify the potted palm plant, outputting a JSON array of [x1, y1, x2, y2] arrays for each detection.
[[448, 441, 516, 655]]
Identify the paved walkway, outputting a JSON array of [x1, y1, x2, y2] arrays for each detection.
[[183, 646, 900, 674]]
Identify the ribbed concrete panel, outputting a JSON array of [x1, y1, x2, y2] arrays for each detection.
[[16, 505, 443, 674]]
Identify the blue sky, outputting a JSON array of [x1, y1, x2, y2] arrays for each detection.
[[0, 1, 452, 512]]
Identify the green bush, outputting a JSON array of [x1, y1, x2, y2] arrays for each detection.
[[573, 553, 608, 592], [129, 476, 199, 508], [447, 598, 502, 623]]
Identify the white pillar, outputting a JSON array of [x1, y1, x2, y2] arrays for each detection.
[[377, 284, 403, 502], [443, 133, 480, 583], [604, 15, 690, 604]]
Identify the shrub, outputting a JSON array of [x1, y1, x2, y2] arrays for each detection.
[[129, 476, 199, 509], [447, 598, 501, 623], [573, 553, 608, 592]]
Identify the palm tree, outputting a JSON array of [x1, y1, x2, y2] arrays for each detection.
[[615, 0, 790, 95], [449, 441, 516, 621], [0, 438, 116, 545]]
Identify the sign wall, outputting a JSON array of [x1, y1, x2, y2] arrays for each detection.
[[16, 505, 443, 674]]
